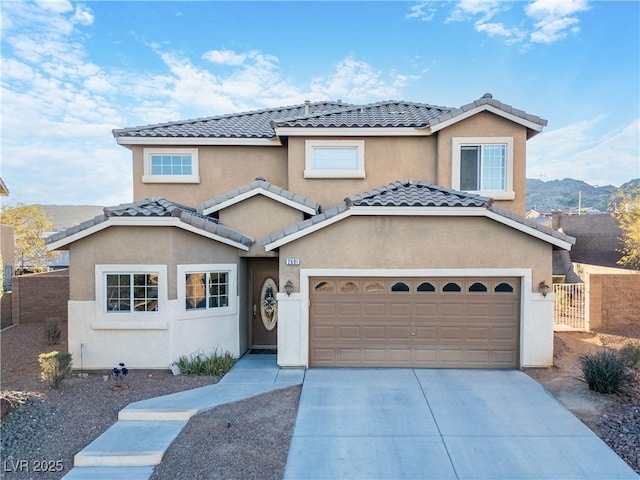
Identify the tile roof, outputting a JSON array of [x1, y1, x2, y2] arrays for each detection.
[[262, 181, 574, 248], [113, 94, 547, 140], [346, 180, 491, 208], [47, 198, 253, 248], [201, 178, 321, 214], [271, 101, 452, 129], [429, 93, 548, 129], [112, 101, 353, 139]]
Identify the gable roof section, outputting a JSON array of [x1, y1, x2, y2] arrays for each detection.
[[47, 198, 254, 251], [201, 178, 321, 216], [262, 180, 574, 251], [426, 93, 547, 139], [113, 101, 353, 145]]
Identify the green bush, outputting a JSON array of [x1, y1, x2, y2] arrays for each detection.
[[44, 319, 62, 346], [176, 351, 235, 376], [579, 350, 631, 394], [38, 351, 72, 388], [619, 343, 640, 367]]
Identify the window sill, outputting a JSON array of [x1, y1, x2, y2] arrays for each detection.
[[92, 320, 169, 330], [142, 175, 200, 184], [467, 190, 516, 201], [304, 169, 365, 179], [179, 308, 236, 320]]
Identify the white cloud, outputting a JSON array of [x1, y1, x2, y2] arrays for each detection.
[[406, 1, 438, 21], [448, 0, 506, 22], [407, 0, 590, 47], [528, 118, 640, 186], [525, 0, 589, 44], [202, 49, 247, 66]]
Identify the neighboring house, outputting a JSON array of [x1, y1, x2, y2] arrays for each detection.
[[47, 93, 575, 370], [552, 212, 627, 270]]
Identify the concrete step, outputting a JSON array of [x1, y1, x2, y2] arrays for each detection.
[[73, 420, 187, 467], [62, 466, 154, 480]]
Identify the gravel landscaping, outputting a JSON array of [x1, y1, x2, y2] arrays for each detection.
[[2, 322, 639, 479]]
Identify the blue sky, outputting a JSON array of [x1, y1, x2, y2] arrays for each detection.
[[1, 0, 638, 206]]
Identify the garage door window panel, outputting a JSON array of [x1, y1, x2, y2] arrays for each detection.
[[365, 281, 385, 293], [340, 281, 360, 293], [468, 282, 488, 292], [391, 281, 410, 292], [443, 282, 462, 292], [494, 282, 515, 293], [417, 282, 436, 292], [314, 281, 335, 293]]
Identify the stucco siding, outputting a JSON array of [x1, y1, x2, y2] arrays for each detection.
[[69, 226, 241, 301], [436, 112, 528, 214], [278, 216, 551, 290], [132, 145, 288, 205], [287, 136, 438, 210], [218, 196, 303, 256]]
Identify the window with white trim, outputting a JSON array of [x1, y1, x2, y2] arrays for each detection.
[[304, 140, 365, 178], [106, 273, 159, 312], [178, 264, 237, 316], [143, 148, 200, 183], [185, 272, 229, 310], [452, 137, 514, 200]]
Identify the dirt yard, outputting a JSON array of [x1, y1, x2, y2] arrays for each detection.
[[525, 327, 640, 473]]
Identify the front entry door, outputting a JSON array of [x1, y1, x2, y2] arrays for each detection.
[[251, 270, 278, 347]]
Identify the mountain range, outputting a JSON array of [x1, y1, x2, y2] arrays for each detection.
[[525, 178, 639, 212], [30, 178, 640, 231]]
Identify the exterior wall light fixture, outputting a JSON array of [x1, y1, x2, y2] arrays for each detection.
[[538, 281, 550, 297], [284, 280, 294, 296]]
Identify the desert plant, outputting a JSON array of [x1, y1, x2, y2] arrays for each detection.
[[618, 343, 640, 368], [38, 351, 72, 388], [579, 350, 631, 394], [44, 319, 62, 345], [203, 351, 235, 376], [176, 351, 235, 376]]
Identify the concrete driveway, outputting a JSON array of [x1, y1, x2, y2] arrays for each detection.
[[284, 368, 638, 480]]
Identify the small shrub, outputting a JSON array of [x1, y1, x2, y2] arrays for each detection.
[[176, 351, 235, 376], [203, 351, 235, 376], [38, 351, 72, 388], [44, 319, 61, 346], [619, 343, 640, 368], [579, 350, 630, 394]]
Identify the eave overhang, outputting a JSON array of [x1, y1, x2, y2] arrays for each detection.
[[264, 206, 574, 251], [47, 217, 252, 252]]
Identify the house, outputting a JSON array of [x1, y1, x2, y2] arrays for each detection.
[[47, 93, 575, 370]]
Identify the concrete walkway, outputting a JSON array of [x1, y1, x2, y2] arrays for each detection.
[[62, 354, 304, 480], [284, 368, 639, 479]]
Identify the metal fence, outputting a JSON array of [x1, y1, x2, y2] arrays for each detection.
[[553, 283, 586, 331]]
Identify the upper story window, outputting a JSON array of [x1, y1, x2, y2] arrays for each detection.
[[452, 137, 514, 200], [143, 148, 200, 183], [304, 140, 365, 178]]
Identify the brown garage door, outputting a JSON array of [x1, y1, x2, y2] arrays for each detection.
[[309, 277, 520, 368]]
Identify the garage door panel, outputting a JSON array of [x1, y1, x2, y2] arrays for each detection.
[[388, 325, 412, 339], [309, 277, 520, 368], [466, 327, 490, 341], [440, 327, 464, 341], [415, 303, 438, 317], [414, 326, 437, 340], [312, 325, 335, 339], [389, 303, 412, 317], [363, 326, 386, 339], [338, 303, 361, 316], [338, 326, 361, 339]]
